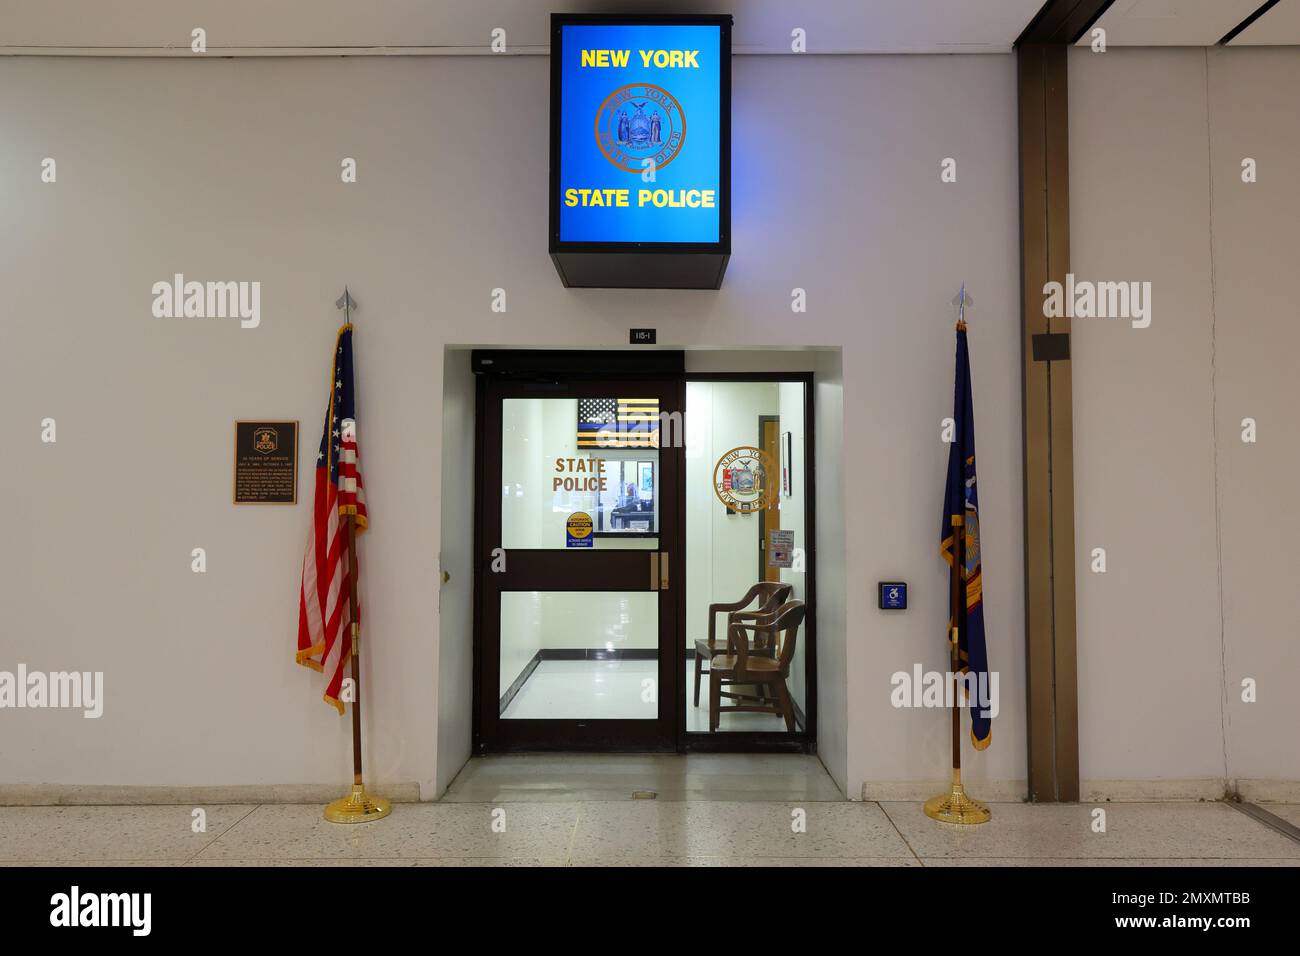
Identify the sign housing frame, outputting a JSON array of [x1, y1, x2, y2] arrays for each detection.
[[548, 12, 732, 289]]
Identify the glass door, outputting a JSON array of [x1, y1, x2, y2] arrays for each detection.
[[477, 376, 683, 750], [682, 377, 814, 747]]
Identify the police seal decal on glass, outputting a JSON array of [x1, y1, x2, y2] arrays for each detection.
[[713, 445, 778, 514]]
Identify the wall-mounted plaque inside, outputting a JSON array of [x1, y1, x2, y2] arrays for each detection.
[[767, 529, 794, 569], [234, 421, 298, 504]]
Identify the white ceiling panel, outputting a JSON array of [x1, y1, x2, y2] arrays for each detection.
[[0, 0, 1047, 56], [1078, 0, 1264, 46], [1231, 0, 1300, 44]]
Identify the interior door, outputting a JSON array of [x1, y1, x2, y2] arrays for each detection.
[[758, 415, 782, 583], [477, 375, 683, 751]]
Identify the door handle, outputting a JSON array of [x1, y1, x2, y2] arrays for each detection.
[[649, 552, 669, 590]]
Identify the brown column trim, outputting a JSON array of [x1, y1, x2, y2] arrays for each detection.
[[1017, 0, 1117, 46], [1018, 42, 1080, 802]]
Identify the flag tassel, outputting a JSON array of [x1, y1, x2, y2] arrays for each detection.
[[924, 514, 991, 825]]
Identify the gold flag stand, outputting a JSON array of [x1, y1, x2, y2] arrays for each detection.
[[323, 293, 390, 825], [924, 509, 990, 825], [325, 782, 391, 823]]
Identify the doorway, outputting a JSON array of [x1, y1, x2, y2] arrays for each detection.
[[682, 376, 814, 748], [472, 353, 814, 753]]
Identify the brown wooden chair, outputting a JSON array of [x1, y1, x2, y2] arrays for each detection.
[[709, 600, 805, 732], [694, 582, 792, 707]]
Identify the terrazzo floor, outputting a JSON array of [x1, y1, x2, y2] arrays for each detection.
[[3, 755, 1297, 867]]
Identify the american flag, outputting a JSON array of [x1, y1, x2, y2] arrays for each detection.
[[576, 397, 659, 448], [296, 324, 368, 714]]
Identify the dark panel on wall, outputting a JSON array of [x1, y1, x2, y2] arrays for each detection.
[[471, 350, 685, 378], [1018, 43, 1080, 803]]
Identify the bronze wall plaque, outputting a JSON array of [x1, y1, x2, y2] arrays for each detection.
[[234, 421, 298, 504]]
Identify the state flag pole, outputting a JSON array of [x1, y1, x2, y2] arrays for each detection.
[[323, 288, 391, 824], [924, 292, 990, 825], [923, 511, 989, 824]]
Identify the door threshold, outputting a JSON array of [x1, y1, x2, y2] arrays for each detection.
[[682, 735, 815, 755], [442, 753, 844, 802]]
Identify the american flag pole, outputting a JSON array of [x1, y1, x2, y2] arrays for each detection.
[[345, 481, 366, 780], [345, 459, 362, 784], [339, 290, 363, 784], [323, 289, 391, 824]]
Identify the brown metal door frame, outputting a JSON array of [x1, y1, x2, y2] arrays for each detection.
[[474, 374, 684, 752]]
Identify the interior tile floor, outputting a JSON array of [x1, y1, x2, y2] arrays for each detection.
[[3, 756, 1298, 867], [501, 658, 792, 732]]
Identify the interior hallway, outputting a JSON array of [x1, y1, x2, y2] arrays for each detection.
[[3, 757, 1297, 866], [499, 663, 793, 732]]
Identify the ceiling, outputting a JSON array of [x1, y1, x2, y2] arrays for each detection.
[[1234, 1, 1300, 43], [1078, 0, 1295, 46], [0, 0, 1296, 56]]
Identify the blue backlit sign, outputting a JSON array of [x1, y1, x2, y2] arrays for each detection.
[[550, 16, 730, 270]]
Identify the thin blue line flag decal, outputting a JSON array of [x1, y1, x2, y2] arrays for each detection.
[[940, 321, 992, 750]]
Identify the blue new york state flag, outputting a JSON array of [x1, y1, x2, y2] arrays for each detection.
[[940, 320, 992, 750]]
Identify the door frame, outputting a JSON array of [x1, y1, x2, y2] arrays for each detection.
[[472, 359, 685, 753], [470, 356, 816, 755]]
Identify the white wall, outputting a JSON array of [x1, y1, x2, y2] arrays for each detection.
[[812, 352, 848, 790], [1207, 49, 1300, 795], [1070, 46, 1300, 798], [435, 347, 474, 793], [2, 52, 1024, 799]]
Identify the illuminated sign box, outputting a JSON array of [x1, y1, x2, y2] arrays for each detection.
[[549, 14, 732, 289]]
